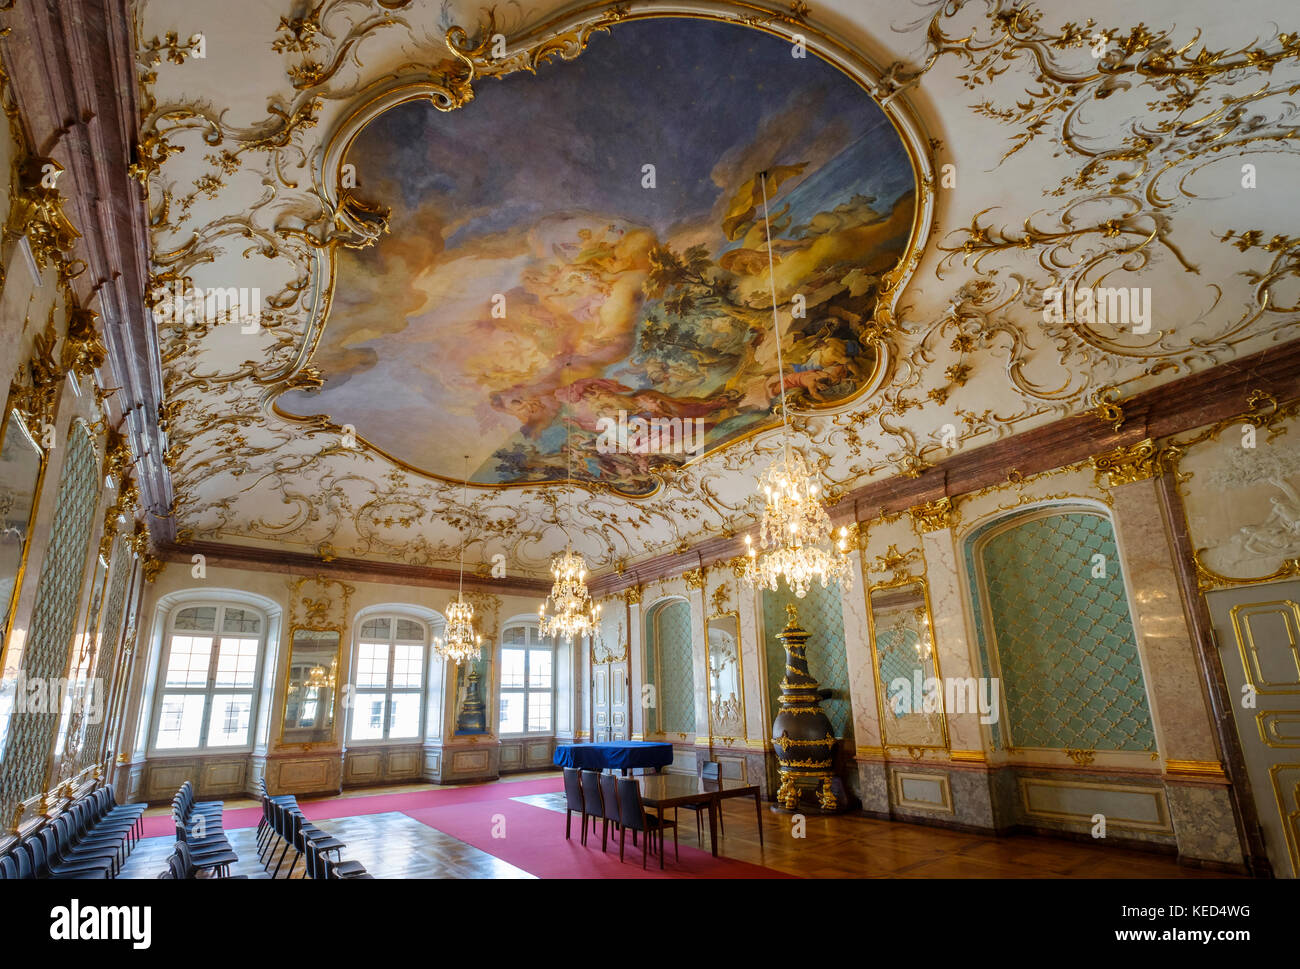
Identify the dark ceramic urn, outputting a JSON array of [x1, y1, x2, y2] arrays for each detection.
[[771, 604, 838, 811]]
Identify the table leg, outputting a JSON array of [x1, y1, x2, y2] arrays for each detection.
[[658, 806, 666, 870], [707, 799, 718, 858], [754, 792, 764, 848]]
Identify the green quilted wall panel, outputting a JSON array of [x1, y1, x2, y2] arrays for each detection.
[[647, 599, 695, 734], [968, 510, 1156, 752]]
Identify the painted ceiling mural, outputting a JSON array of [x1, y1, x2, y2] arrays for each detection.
[[277, 18, 915, 493], [133, 0, 1300, 578]]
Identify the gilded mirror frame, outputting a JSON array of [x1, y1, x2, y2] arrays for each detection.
[[276, 624, 343, 749], [865, 574, 950, 753], [0, 394, 49, 665], [703, 608, 746, 744]]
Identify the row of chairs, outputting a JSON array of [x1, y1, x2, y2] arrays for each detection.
[[158, 840, 249, 879], [0, 785, 145, 880], [257, 780, 371, 878], [171, 781, 239, 877], [562, 768, 678, 869]]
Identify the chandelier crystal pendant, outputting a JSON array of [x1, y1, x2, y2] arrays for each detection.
[[434, 456, 483, 665], [741, 170, 854, 599], [539, 358, 601, 644]]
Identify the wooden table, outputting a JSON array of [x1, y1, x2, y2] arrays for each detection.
[[635, 775, 763, 868]]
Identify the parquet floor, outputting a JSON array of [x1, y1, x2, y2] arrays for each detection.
[[122, 772, 1240, 879]]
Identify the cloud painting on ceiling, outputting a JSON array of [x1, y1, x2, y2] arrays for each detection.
[[277, 17, 917, 495]]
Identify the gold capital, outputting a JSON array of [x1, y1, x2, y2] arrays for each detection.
[[909, 497, 960, 533], [1091, 438, 1161, 486]]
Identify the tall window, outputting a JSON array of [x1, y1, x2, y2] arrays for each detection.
[[499, 623, 553, 734], [350, 615, 426, 741], [153, 604, 263, 750]]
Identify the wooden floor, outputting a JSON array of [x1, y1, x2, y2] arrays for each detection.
[[126, 773, 1239, 879]]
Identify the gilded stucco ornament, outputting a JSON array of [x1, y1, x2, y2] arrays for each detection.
[[1090, 439, 1162, 487], [908, 498, 961, 533]]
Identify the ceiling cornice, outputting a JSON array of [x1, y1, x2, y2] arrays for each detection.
[[2, 0, 171, 536], [157, 539, 552, 597], [590, 336, 1300, 596]]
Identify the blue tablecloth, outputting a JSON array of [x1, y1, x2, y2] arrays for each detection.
[[553, 741, 674, 771]]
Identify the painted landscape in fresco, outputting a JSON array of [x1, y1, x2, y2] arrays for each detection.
[[278, 17, 917, 494]]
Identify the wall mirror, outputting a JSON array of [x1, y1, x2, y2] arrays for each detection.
[[0, 407, 45, 641], [705, 612, 744, 738], [282, 628, 340, 744], [869, 580, 947, 749]]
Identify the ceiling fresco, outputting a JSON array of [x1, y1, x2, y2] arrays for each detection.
[[276, 18, 916, 493], [130, 0, 1300, 577]]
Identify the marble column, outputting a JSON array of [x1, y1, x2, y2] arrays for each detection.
[[1106, 464, 1243, 866], [842, 549, 888, 813]]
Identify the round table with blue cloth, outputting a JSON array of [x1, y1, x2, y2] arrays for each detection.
[[552, 741, 674, 772]]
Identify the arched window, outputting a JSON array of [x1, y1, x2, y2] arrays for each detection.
[[151, 602, 267, 751], [643, 599, 695, 736], [350, 614, 427, 742], [498, 622, 552, 735]]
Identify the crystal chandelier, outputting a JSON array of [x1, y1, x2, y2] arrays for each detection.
[[434, 456, 482, 664], [539, 545, 601, 644], [741, 170, 853, 599], [539, 359, 601, 644]]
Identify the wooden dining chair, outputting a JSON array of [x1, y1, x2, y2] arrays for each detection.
[[679, 760, 721, 844], [579, 770, 605, 850], [616, 777, 677, 869], [563, 768, 585, 842]]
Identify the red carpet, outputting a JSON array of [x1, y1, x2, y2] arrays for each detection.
[[404, 798, 793, 879], [140, 777, 565, 838], [147, 776, 792, 878]]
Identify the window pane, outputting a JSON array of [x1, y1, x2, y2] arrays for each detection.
[[214, 637, 259, 688], [501, 648, 526, 689], [155, 694, 206, 749], [222, 608, 260, 634], [361, 617, 390, 640], [528, 648, 552, 689], [350, 693, 386, 741], [174, 606, 216, 632], [355, 642, 389, 688], [499, 692, 524, 734], [527, 691, 552, 733], [207, 694, 252, 746], [395, 619, 423, 641], [388, 693, 421, 739], [502, 626, 526, 645], [164, 636, 213, 688], [392, 644, 423, 689]]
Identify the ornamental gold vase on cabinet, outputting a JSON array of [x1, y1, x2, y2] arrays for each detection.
[[771, 604, 838, 812]]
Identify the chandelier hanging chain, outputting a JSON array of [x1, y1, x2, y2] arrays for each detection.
[[740, 169, 853, 598], [760, 172, 791, 461]]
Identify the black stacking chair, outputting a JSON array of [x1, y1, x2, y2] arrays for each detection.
[[256, 779, 297, 855], [77, 796, 139, 849], [69, 800, 135, 860], [97, 785, 146, 838], [562, 768, 585, 842], [0, 854, 18, 879], [579, 770, 606, 851], [598, 772, 624, 843], [302, 832, 369, 879], [174, 839, 242, 878], [616, 776, 677, 869], [679, 760, 721, 844], [52, 814, 123, 875], [34, 829, 113, 879]]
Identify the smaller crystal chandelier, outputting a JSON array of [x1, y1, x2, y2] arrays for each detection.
[[740, 170, 854, 598], [434, 456, 483, 665], [538, 359, 601, 644]]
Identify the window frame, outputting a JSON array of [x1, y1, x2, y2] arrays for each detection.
[[148, 601, 268, 755], [497, 622, 555, 737], [347, 613, 429, 745]]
